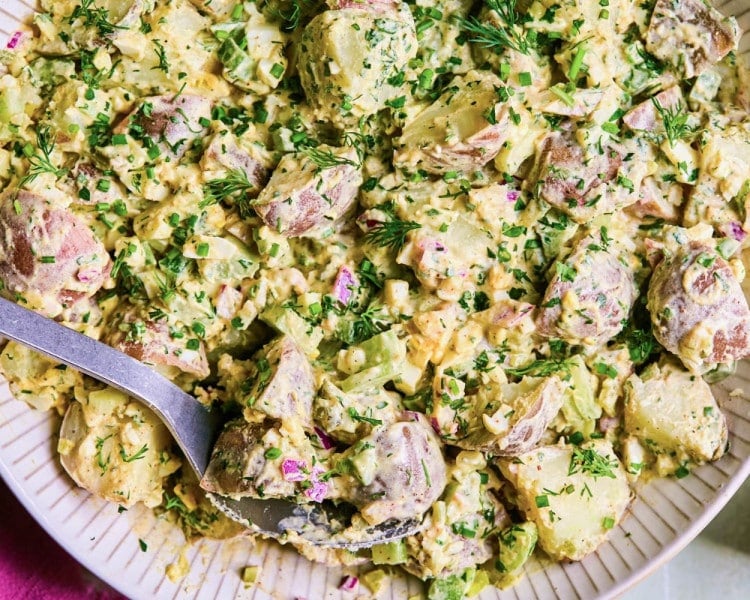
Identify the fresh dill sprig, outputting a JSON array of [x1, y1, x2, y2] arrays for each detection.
[[119, 444, 149, 463], [455, 0, 530, 55], [504, 357, 574, 379], [302, 146, 361, 170], [363, 219, 422, 251], [17, 126, 68, 188], [273, 0, 312, 32], [201, 168, 254, 207], [652, 99, 695, 147], [568, 446, 618, 479], [339, 304, 390, 344], [152, 40, 170, 73], [69, 0, 126, 36]]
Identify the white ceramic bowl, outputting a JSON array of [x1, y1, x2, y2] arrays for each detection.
[[1, 2, 750, 598]]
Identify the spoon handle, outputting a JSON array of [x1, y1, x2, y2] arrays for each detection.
[[0, 297, 219, 475]]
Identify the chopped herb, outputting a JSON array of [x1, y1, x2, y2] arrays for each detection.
[[363, 219, 421, 251], [120, 444, 148, 463], [568, 446, 618, 479], [152, 40, 169, 73], [652, 99, 695, 147], [17, 126, 67, 188], [455, 0, 531, 55], [202, 168, 254, 207]]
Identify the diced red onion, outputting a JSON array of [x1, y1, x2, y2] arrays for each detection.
[[719, 221, 746, 242], [314, 426, 335, 450], [6, 31, 23, 50], [281, 459, 306, 482], [506, 189, 520, 203], [356, 209, 385, 233], [418, 239, 445, 252], [77, 267, 102, 283], [402, 410, 420, 422], [332, 265, 357, 306], [430, 417, 441, 434], [305, 480, 327, 503], [338, 575, 359, 592]]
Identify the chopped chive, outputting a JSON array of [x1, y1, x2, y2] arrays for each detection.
[[270, 62, 285, 79], [568, 44, 587, 81], [550, 85, 575, 107], [518, 71, 532, 86], [196, 242, 210, 257], [40, 256, 56, 264]]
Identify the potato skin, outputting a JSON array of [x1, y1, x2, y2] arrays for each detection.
[[0, 190, 110, 316], [113, 94, 211, 160], [537, 232, 637, 346], [393, 71, 510, 175], [533, 131, 624, 223], [104, 306, 210, 379], [252, 146, 362, 237], [647, 241, 750, 373], [348, 414, 447, 525], [624, 360, 727, 464], [241, 335, 317, 428]]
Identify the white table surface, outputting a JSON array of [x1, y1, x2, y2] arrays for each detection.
[[621, 475, 750, 599]]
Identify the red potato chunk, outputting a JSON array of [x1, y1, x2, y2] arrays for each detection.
[[0, 190, 110, 316], [242, 336, 316, 429], [393, 71, 510, 175], [252, 145, 362, 237], [533, 130, 625, 223], [622, 86, 683, 132], [537, 231, 637, 346], [104, 307, 210, 379], [346, 414, 447, 526], [114, 94, 211, 160], [647, 241, 750, 373], [200, 420, 297, 498], [646, 0, 739, 78], [625, 175, 683, 223], [200, 132, 271, 198], [71, 162, 128, 206]]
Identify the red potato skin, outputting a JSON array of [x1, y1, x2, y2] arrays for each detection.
[[623, 86, 682, 132], [625, 176, 682, 223], [243, 336, 316, 428], [647, 0, 738, 78], [105, 309, 210, 378], [253, 150, 362, 237], [537, 233, 636, 345], [351, 414, 447, 525], [647, 242, 750, 370], [200, 419, 300, 499], [0, 191, 110, 313], [201, 135, 269, 196], [114, 94, 211, 160], [535, 131, 621, 221]]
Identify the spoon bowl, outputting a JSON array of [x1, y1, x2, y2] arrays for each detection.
[[0, 297, 420, 548]]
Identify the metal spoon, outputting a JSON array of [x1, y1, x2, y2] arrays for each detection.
[[0, 297, 420, 548]]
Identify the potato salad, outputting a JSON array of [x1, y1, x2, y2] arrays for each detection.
[[1, 0, 749, 596]]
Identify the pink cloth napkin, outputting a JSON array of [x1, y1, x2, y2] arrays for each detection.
[[0, 478, 126, 600]]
